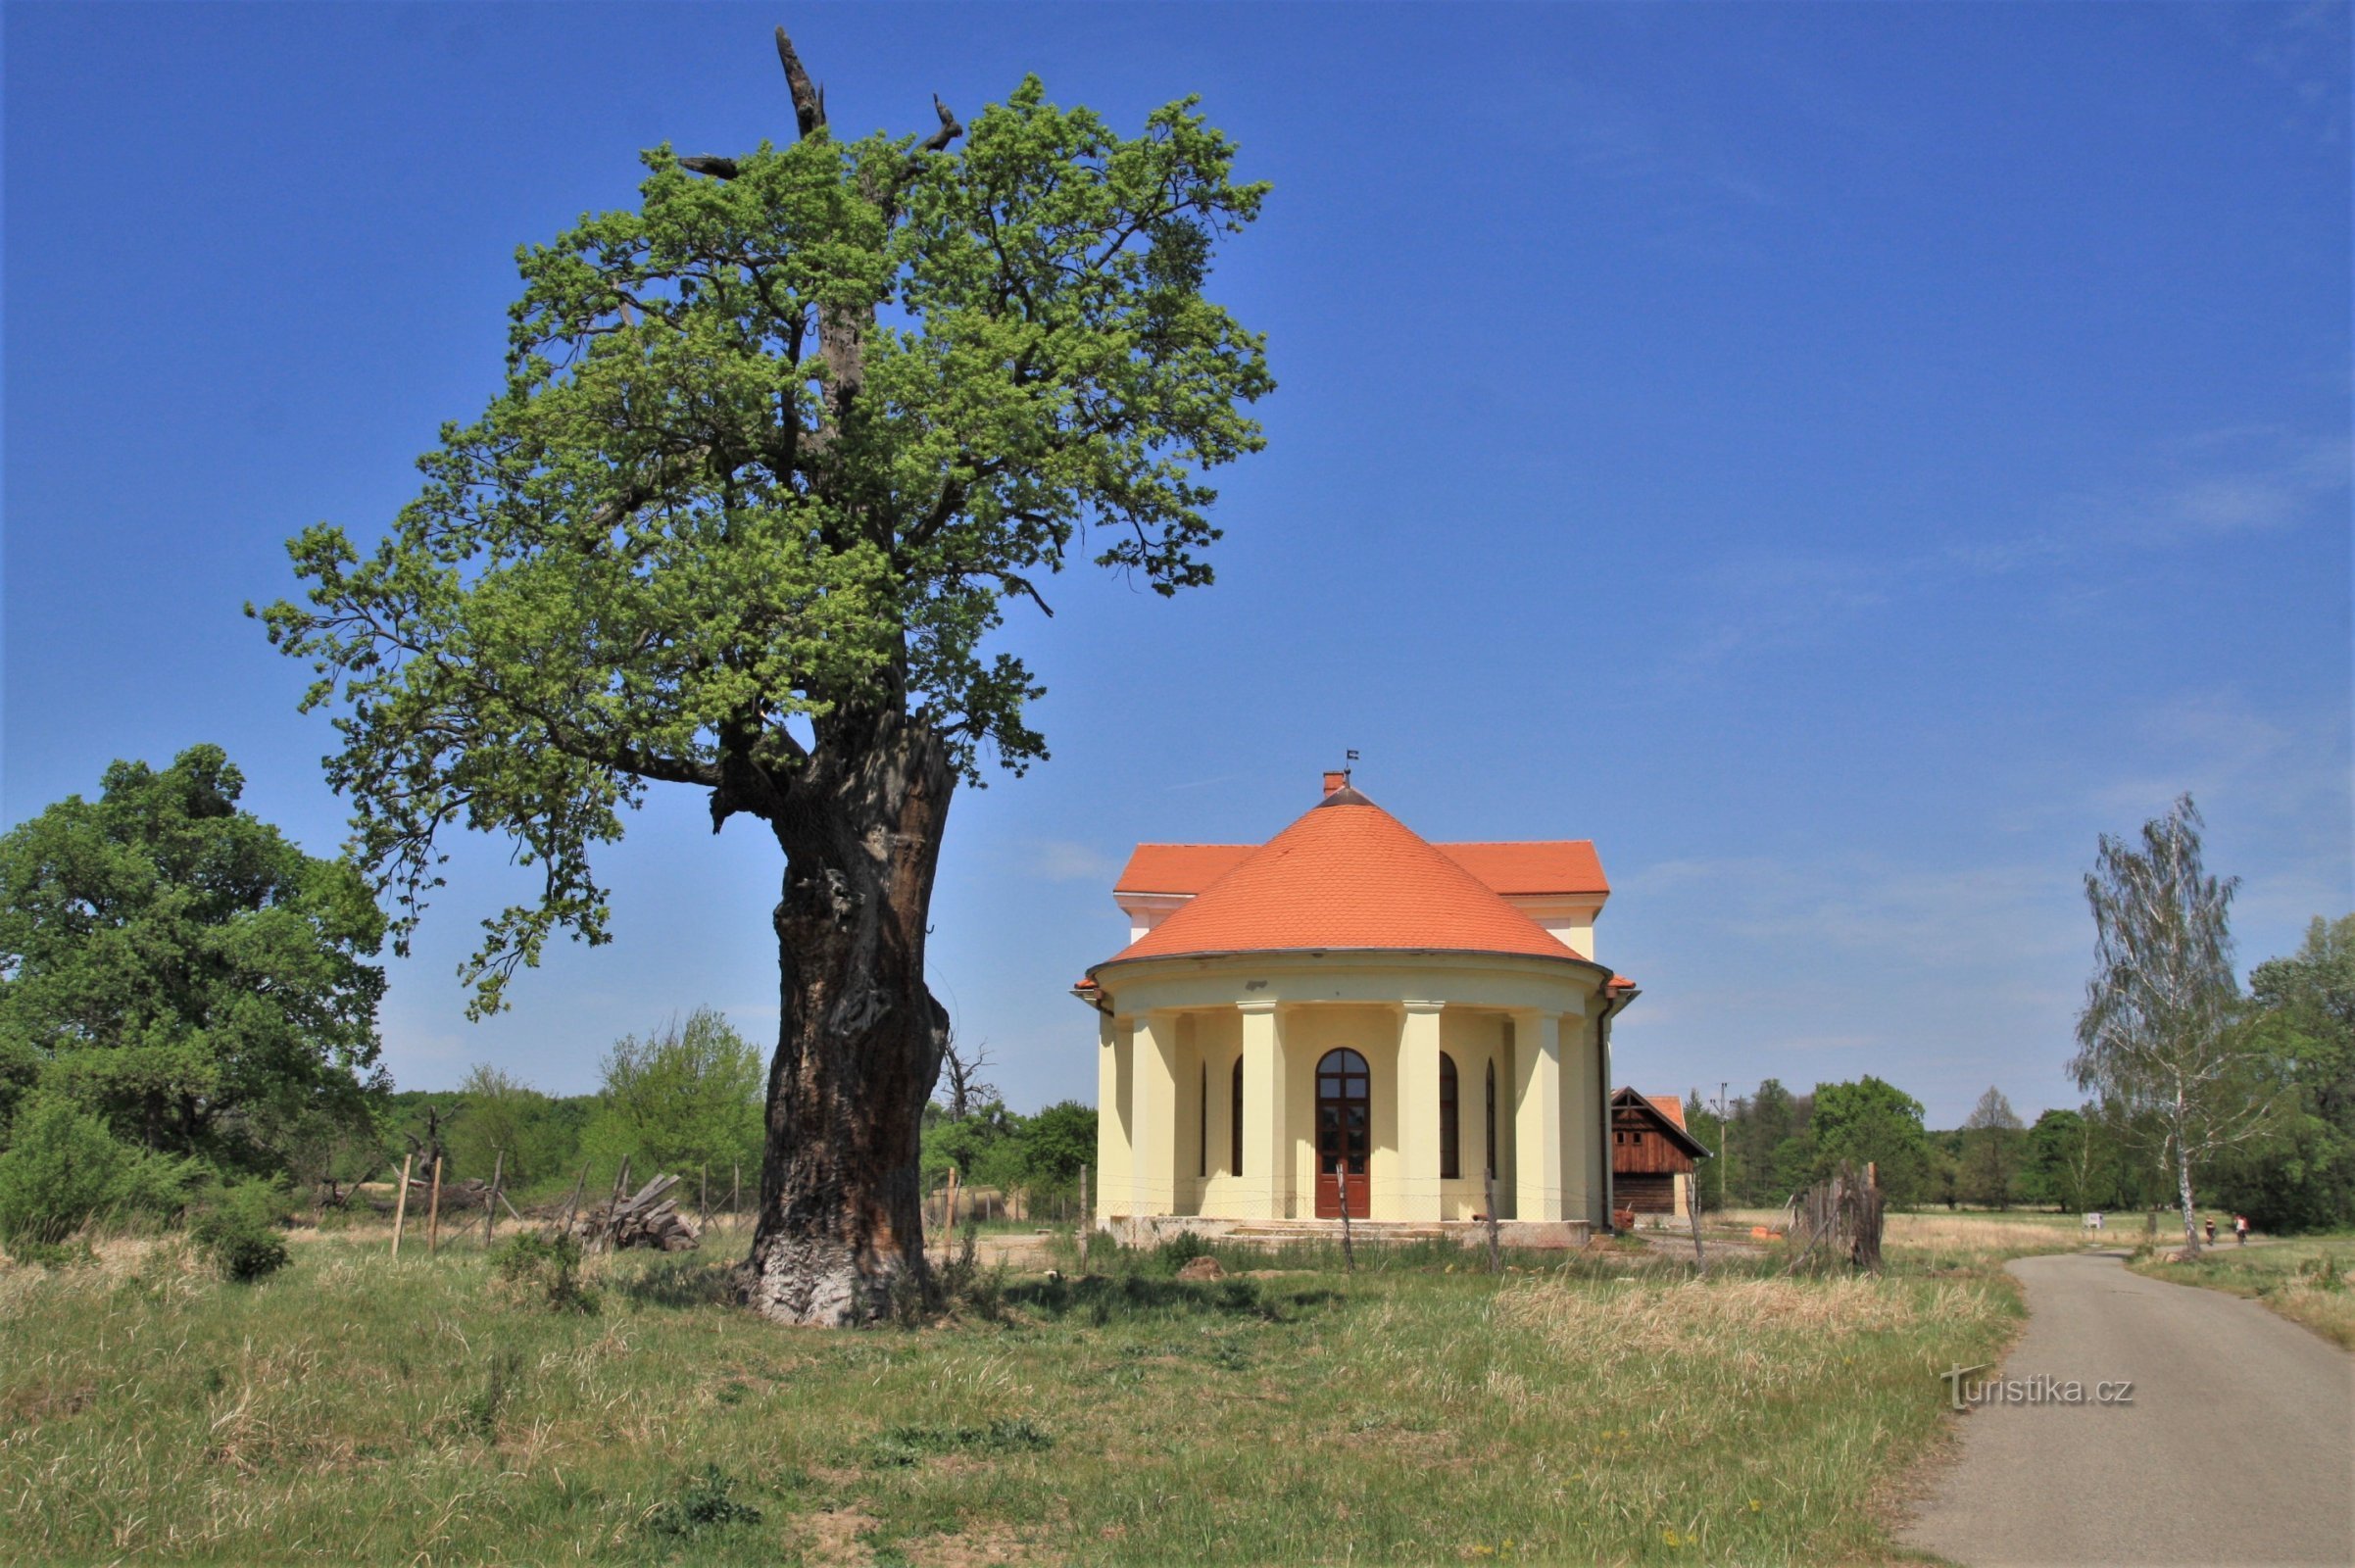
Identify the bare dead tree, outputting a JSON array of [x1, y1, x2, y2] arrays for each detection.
[[938, 1030, 998, 1122]]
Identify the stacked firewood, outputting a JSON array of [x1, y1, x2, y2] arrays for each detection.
[[569, 1173, 702, 1252]]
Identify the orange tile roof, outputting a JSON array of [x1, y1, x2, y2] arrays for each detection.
[[1646, 1094, 1688, 1131], [1435, 842, 1608, 897], [1114, 844, 1253, 893], [1099, 790, 1592, 966], [1119, 839, 1607, 898]]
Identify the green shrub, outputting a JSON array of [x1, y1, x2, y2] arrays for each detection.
[[2299, 1253, 2347, 1294], [1154, 1230, 1212, 1269], [190, 1180, 292, 1281], [490, 1231, 597, 1312], [867, 1417, 1053, 1467], [640, 1464, 761, 1540], [0, 1096, 193, 1252]]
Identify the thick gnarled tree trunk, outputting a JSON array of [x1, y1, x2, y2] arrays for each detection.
[[741, 713, 956, 1325]]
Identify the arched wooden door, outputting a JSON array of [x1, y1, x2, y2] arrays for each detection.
[[1314, 1049, 1371, 1218]]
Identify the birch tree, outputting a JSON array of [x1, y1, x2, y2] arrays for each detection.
[[2069, 795, 2271, 1252]]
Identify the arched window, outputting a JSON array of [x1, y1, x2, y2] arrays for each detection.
[[1231, 1057, 1245, 1176], [1485, 1059, 1497, 1180], [1439, 1052, 1460, 1180]]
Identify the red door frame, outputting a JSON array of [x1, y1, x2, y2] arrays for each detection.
[[1314, 1048, 1371, 1218]]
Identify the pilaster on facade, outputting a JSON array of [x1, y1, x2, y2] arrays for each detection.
[[1558, 994, 1600, 1226], [1395, 1001, 1447, 1222], [1238, 1000, 1288, 1222], [1511, 1007, 1565, 1221], [1130, 1011, 1180, 1220], [1094, 1012, 1125, 1226]]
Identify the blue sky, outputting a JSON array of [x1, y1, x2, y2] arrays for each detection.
[[5, 3, 2347, 1128]]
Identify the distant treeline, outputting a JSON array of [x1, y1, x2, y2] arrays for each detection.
[[1681, 914, 2355, 1233]]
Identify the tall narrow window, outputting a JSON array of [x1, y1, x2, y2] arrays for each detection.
[[1199, 1062, 1209, 1177], [1439, 1052, 1460, 1180], [1231, 1057, 1245, 1176], [1485, 1060, 1497, 1179]]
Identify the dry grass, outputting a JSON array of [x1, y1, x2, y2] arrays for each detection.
[[2131, 1233, 2355, 1350], [0, 1232, 2023, 1565]]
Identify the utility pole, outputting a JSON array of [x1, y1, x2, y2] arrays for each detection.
[[1720, 1081, 1734, 1206]]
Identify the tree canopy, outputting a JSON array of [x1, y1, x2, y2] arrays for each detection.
[[0, 745, 387, 1169], [257, 76, 1271, 1015], [581, 1008, 764, 1180], [1808, 1076, 1933, 1204], [2070, 794, 2270, 1249], [257, 28, 1272, 1322]]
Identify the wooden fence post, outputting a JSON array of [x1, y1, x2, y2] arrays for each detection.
[[562, 1163, 589, 1240], [730, 1162, 742, 1232], [1338, 1163, 1355, 1273], [1687, 1171, 1707, 1272], [1484, 1166, 1501, 1275], [391, 1152, 414, 1258], [426, 1155, 445, 1256], [483, 1150, 505, 1247], [943, 1165, 960, 1263]]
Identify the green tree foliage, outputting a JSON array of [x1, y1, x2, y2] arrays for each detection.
[[582, 1009, 763, 1180], [447, 1063, 576, 1189], [1683, 1092, 1725, 1211], [189, 1178, 294, 1281], [920, 1097, 1098, 1207], [2071, 795, 2273, 1250], [0, 746, 387, 1172], [2204, 914, 2355, 1232], [1016, 1101, 1097, 1199], [254, 30, 1271, 1322], [0, 1096, 196, 1252], [1959, 1086, 2025, 1208], [2022, 1108, 2091, 1211], [1808, 1076, 1934, 1205], [1720, 1079, 1813, 1205]]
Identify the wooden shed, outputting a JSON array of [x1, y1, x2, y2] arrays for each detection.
[[1610, 1088, 1711, 1216]]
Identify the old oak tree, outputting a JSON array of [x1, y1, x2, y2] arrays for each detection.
[[259, 28, 1269, 1322]]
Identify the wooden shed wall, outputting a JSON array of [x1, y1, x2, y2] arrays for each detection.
[[1611, 1114, 1695, 1176]]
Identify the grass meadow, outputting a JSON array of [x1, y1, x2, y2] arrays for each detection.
[[2126, 1230, 2355, 1350], [0, 1217, 2036, 1566]]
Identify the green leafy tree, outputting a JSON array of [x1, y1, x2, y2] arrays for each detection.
[[2205, 915, 2355, 1232], [257, 28, 1268, 1323], [583, 1008, 763, 1182], [1683, 1091, 1725, 1211], [1727, 1078, 1808, 1204], [1959, 1086, 2025, 1208], [0, 1096, 197, 1253], [2071, 795, 2275, 1252], [0, 746, 387, 1171], [2021, 1107, 2103, 1212], [447, 1063, 575, 1189], [1013, 1100, 1096, 1201], [920, 1099, 1018, 1190], [1926, 1132, 1963, 1209], [1808, 1076, 1933, 1205]]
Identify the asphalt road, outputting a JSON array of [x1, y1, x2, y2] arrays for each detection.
[[1901, 1250, 2355, 1566]]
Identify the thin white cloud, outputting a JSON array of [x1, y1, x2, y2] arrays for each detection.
[[2082, 428, 2351, 543], [1026, 839, 1118, 884]]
